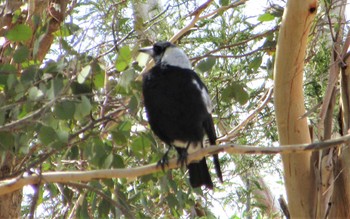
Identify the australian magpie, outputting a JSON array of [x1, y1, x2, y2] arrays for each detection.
[[140, 41, 223, 189]]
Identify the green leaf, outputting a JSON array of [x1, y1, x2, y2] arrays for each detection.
[[47, 77, 64, 99], [195, 57, 216, 73], [111, 130, 128, 145], [0, 64, 17, 74], [0, 64, 16, 87], [33, 34, 44, 58], [13, 45, 30, 63], [78, 198, 89, 219], [249, 56, 262, 71], [74, 96, 92, 120], [166, 194, 178, 208], [258, 13, 275, 22], [220, 0, 229, 6], [38, 125, 67, 149], [115, 46, 132, 71], [53, 100, 76, 120], [21, 66, 38, 85], [103, 154, 114, 168], [112, 154, 125, 168], [93, 71, 104, 88], [118, 69, 136, 90], [38, 126, 58, 146], [28, 86, 44, 101], [78, 65, 91, 84], [111, 120, 132, 145], [0, 132, 14, 151], [6, 24, 33, 42], [54, 22, 80, 37], [70, 82, 92, 95], [56, 130, 69, 144], [98, 198, 111, 218], [131, 135, 151, 158], [222, 82, 249, 105], [128, 95, 139, 114]]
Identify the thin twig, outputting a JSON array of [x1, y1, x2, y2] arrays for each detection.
[[191, 27, 278, 64], [218, 87, 273, 142]]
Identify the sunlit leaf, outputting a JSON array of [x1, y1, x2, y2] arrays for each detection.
[[78, 65, 91, 84], [54, 22, 80, 37], [258, 13, 275, 22], [28, 86, 44, 101], [6, 24, 33, 42], [115, 46, 132, 71], [220, 0, 229, 6]]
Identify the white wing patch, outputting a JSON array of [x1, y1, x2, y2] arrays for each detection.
[[192, 79, 213, 113]]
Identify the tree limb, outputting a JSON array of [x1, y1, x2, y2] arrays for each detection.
[[1, 134, 349, 196]]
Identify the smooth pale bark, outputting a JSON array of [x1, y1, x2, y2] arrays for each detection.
[[274, 0, 317, 217]]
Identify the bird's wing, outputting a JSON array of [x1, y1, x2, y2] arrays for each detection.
[[191, 73, 213, 113]]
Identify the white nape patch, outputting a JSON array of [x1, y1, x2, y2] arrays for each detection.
[[161, 47, 192, 69], [192, 79, 213, 113]]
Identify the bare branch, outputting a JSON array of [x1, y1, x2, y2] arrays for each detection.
[[1, 134, 349, 196]]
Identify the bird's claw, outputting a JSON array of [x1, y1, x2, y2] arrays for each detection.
[[157, 154, 169, 171], [177, 150, 188, 168]]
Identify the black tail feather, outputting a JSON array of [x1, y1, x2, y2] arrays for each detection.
[[213, 154, 223, 183], [203, 116, 223, 184], [188, 158, 213, 189]]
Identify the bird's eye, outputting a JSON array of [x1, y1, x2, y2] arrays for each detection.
[[153, 45, 163, 54]]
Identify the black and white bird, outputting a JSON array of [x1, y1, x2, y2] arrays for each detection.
[[140, 41, 223, 189]]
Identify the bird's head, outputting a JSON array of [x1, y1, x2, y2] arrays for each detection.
[[139, 41, 192, 69]]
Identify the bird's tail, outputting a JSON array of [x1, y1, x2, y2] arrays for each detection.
[[188, 158, 213, 189], [213, 154, 223, 183]]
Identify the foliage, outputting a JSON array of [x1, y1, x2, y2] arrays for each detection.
[[0, 0, 345, 218]]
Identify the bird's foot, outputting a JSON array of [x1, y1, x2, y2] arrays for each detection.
[[177, 149, 188, 168], [157, 152, 169, 171]]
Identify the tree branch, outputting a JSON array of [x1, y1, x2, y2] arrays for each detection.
[[1, 134, 349, 196], [218, 87, 273, 142]]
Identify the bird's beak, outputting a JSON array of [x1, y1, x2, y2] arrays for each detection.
[[139, 46, 154, 57]]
